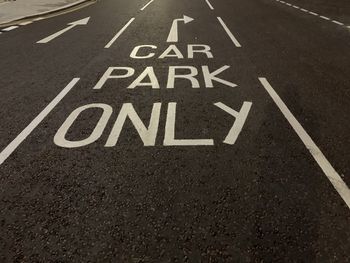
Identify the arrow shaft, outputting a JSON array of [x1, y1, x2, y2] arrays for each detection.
[[37, 24, 76, 44], [166, 19, 182, 42]]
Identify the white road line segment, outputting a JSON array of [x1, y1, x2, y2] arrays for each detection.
[[19, 21, 33, 26], [332, 20, 344, 26], [259, 78, 350, 209], [140, 0, 154, 11], [2, 26, 19, 32], [320, 15, 330, 21], [0, 78, 80, 166], [105, 18, 135, 48], [217, 17, 241, 48], [205, 0, 214, 10], [37, 17, 90, 44]]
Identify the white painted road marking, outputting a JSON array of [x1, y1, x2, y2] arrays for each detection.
[[2, 26, 19, 32], [166, 15, 194, 43], [37, 17, 90, 44], [259, 77, 350, 209], [332, 20, 344, 26], [105, 18, 135, 48], [275, 0, 349, 29], [217, 17, 241, 48], [19, 21, 33, 26], [320, 15, 330, 21], [140, 0, 154, 11], [205, 0, 214, 10], [0, 78, 80, 166]]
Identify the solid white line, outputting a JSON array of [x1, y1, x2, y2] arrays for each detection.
[[205, 0, 214, 10], [2, 26, 19, 32], [332, 20, 344, 26], [19, 21, 33, 26], [0, 78, 80, 166], [105, 18, 135, 48], [217, 17, 241, 48], [140, 0, 154, 11], [259, 77, 350, 209], [320, 15, 330, 20]]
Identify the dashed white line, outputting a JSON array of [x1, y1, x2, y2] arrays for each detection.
[[217, 17, 241, 48], [105, 18, 135, 48], [320, 15, 330, 21], [140, 0, 154, 11], [275, 0, 348, 29], [259, 77, 350, 210], [19, 21, 33, 26], [332, 20, 344, 26], [308, 11, 318, 16], [0, 78, 80, 166], [2, 26, 19, 32], [205, 0, 214, 10]]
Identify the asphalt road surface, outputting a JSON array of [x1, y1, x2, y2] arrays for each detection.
[[0, 0, 350, 261]]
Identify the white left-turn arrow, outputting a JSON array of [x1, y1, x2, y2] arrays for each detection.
[[37, 17, 90, 44], [166, 15, 194, 43]]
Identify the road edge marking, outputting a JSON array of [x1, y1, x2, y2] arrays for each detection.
[[217, 17, 242, 48], [259, 77, 350, 209], [104, 18, 135, 48], [0, 78, 80, 166]]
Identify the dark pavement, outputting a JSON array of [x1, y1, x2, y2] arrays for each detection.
[[0, 0, 349, 261]]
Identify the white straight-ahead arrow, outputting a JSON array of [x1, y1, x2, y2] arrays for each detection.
[[166, 15, 194, 43], [37, 17, 90, 44]]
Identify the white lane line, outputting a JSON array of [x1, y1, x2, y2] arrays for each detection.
[[19, 21, 33, 26], [300, 8, 308, 12], [0, 78, 80, 166], [308, 11, 318, 16], [320, 15, 330, 21], [33, 17, 44, 21], [140, 0, 154, 11], [205, 0, 214, 10], [292, 5, 300, 9], [259, 78, 350, 209], [105, 18, 135, 48], [217, 17, 241, 48], [332, 20, 344, 26], [2, 26, 19, 32], [286, 3, 292, 6]]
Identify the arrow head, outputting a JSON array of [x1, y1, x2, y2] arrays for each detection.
[[183, 15, 194, 24], [68, 17, 90, 26]]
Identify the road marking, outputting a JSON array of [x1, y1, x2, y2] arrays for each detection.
[[37, 17, 90, 44], [105, 18, 135, 48], [19, 21, 33, 26], [275, 0, 348, 29], [259, 78, 350, 209], [205, 0, 214, 10], [332, 20, 344, 26], [308, 11, 318, 16], [0, 78, 80, 166], [167, 15, 194, 43], [2, 26, 19, 32], [217, 17, 241, 48], [140, 0, 154, 11], [320, 15, 330, 21], [33, 17, 44, 21]]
